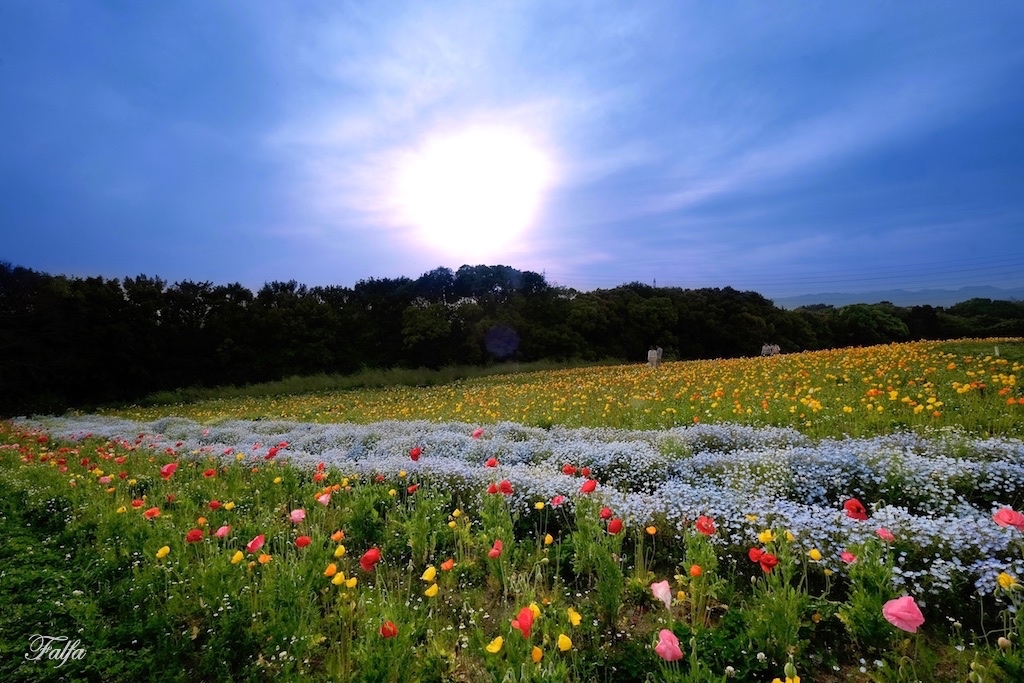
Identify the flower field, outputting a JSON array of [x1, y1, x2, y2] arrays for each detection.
[[2, 339, 1024, 682]]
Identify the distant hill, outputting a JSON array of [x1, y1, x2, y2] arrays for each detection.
[[771, 286, 1024, 309]]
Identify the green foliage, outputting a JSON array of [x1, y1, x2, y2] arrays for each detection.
[[837, 539, 898, 653]]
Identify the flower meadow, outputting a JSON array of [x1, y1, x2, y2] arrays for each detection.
[[1, 339, 1024, 682]]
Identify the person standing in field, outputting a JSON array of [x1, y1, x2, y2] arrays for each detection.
[[648, 345, 658, 368], [656, 346, 663, 368]]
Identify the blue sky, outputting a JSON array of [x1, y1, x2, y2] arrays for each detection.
[[2, 1, 1023, 298]]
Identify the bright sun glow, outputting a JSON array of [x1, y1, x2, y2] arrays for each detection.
[[395, 126, 553, 256]]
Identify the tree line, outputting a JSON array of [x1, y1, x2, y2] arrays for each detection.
[[2, 261, 1022, 416]]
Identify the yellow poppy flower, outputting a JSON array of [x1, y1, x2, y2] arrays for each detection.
[[156, 546, 170, 559], [567, 607, 582, 626], [558, 634, 572, 651], [486, 636, 503, 653], [421, 566, 437, 582], [424, 583, 439, 597], [230, 550, 244, 564]]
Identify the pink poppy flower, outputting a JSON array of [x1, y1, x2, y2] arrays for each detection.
[[289, 509, 306, 524], [876, 527, 895, 542], [882, 595, 925, 632], [650, 580, 672, 610], [471, 428, 484, 439], [654, 629, 683, 662], [841, 551, 857, 564], [246, 534, 266, 553], [214, 525, 230, 538], [551, 495, 565, 507], [993, 507, 1024, 531], [316, 493, 331, 506]]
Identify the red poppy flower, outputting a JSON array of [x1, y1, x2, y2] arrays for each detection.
[[209, 500, 221, 510], [379, 621, 398, 638], [185, 529, 204, 543], [562, 464, 576, 475], [607, 518, 623, 535], [203, 468, 216, 478], [114, 456, 127, 465], [580, 467, 591, 478], [246, 534, 266, 553], [758, 552, 778, 573], [487, 482, 499, 495], [360, 547, 382, 571], [580, 479, 597, 494], [748, 547, 764, 563], [375, 474, 386, 483], [488, 539, 503, 559], [440, 558, 455, 571], [118, 471, 127, 479], [132, 499, 145, 509], [498, 480, 513, 495], [689, 564, 702, 577], [511, 606, 534, 638], [599, 507, 613, 520], [143, 506, 160, 519], [160, 462, 178, 480], [408, 446, 422, 462], [295, 535, 312, 548], [485, 457, 499, 468], [407, 483, 420, 494], [265, 446, 280, 460], [695, 515, 716, 536], [843, 498, 868, 521]]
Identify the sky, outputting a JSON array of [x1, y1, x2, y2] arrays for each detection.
[[2, 1, 1024, 299]]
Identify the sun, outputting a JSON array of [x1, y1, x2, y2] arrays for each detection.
[[394, 126, 553, 257]]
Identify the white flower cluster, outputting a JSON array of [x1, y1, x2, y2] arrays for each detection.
[[19, 415, 1024, 596]]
